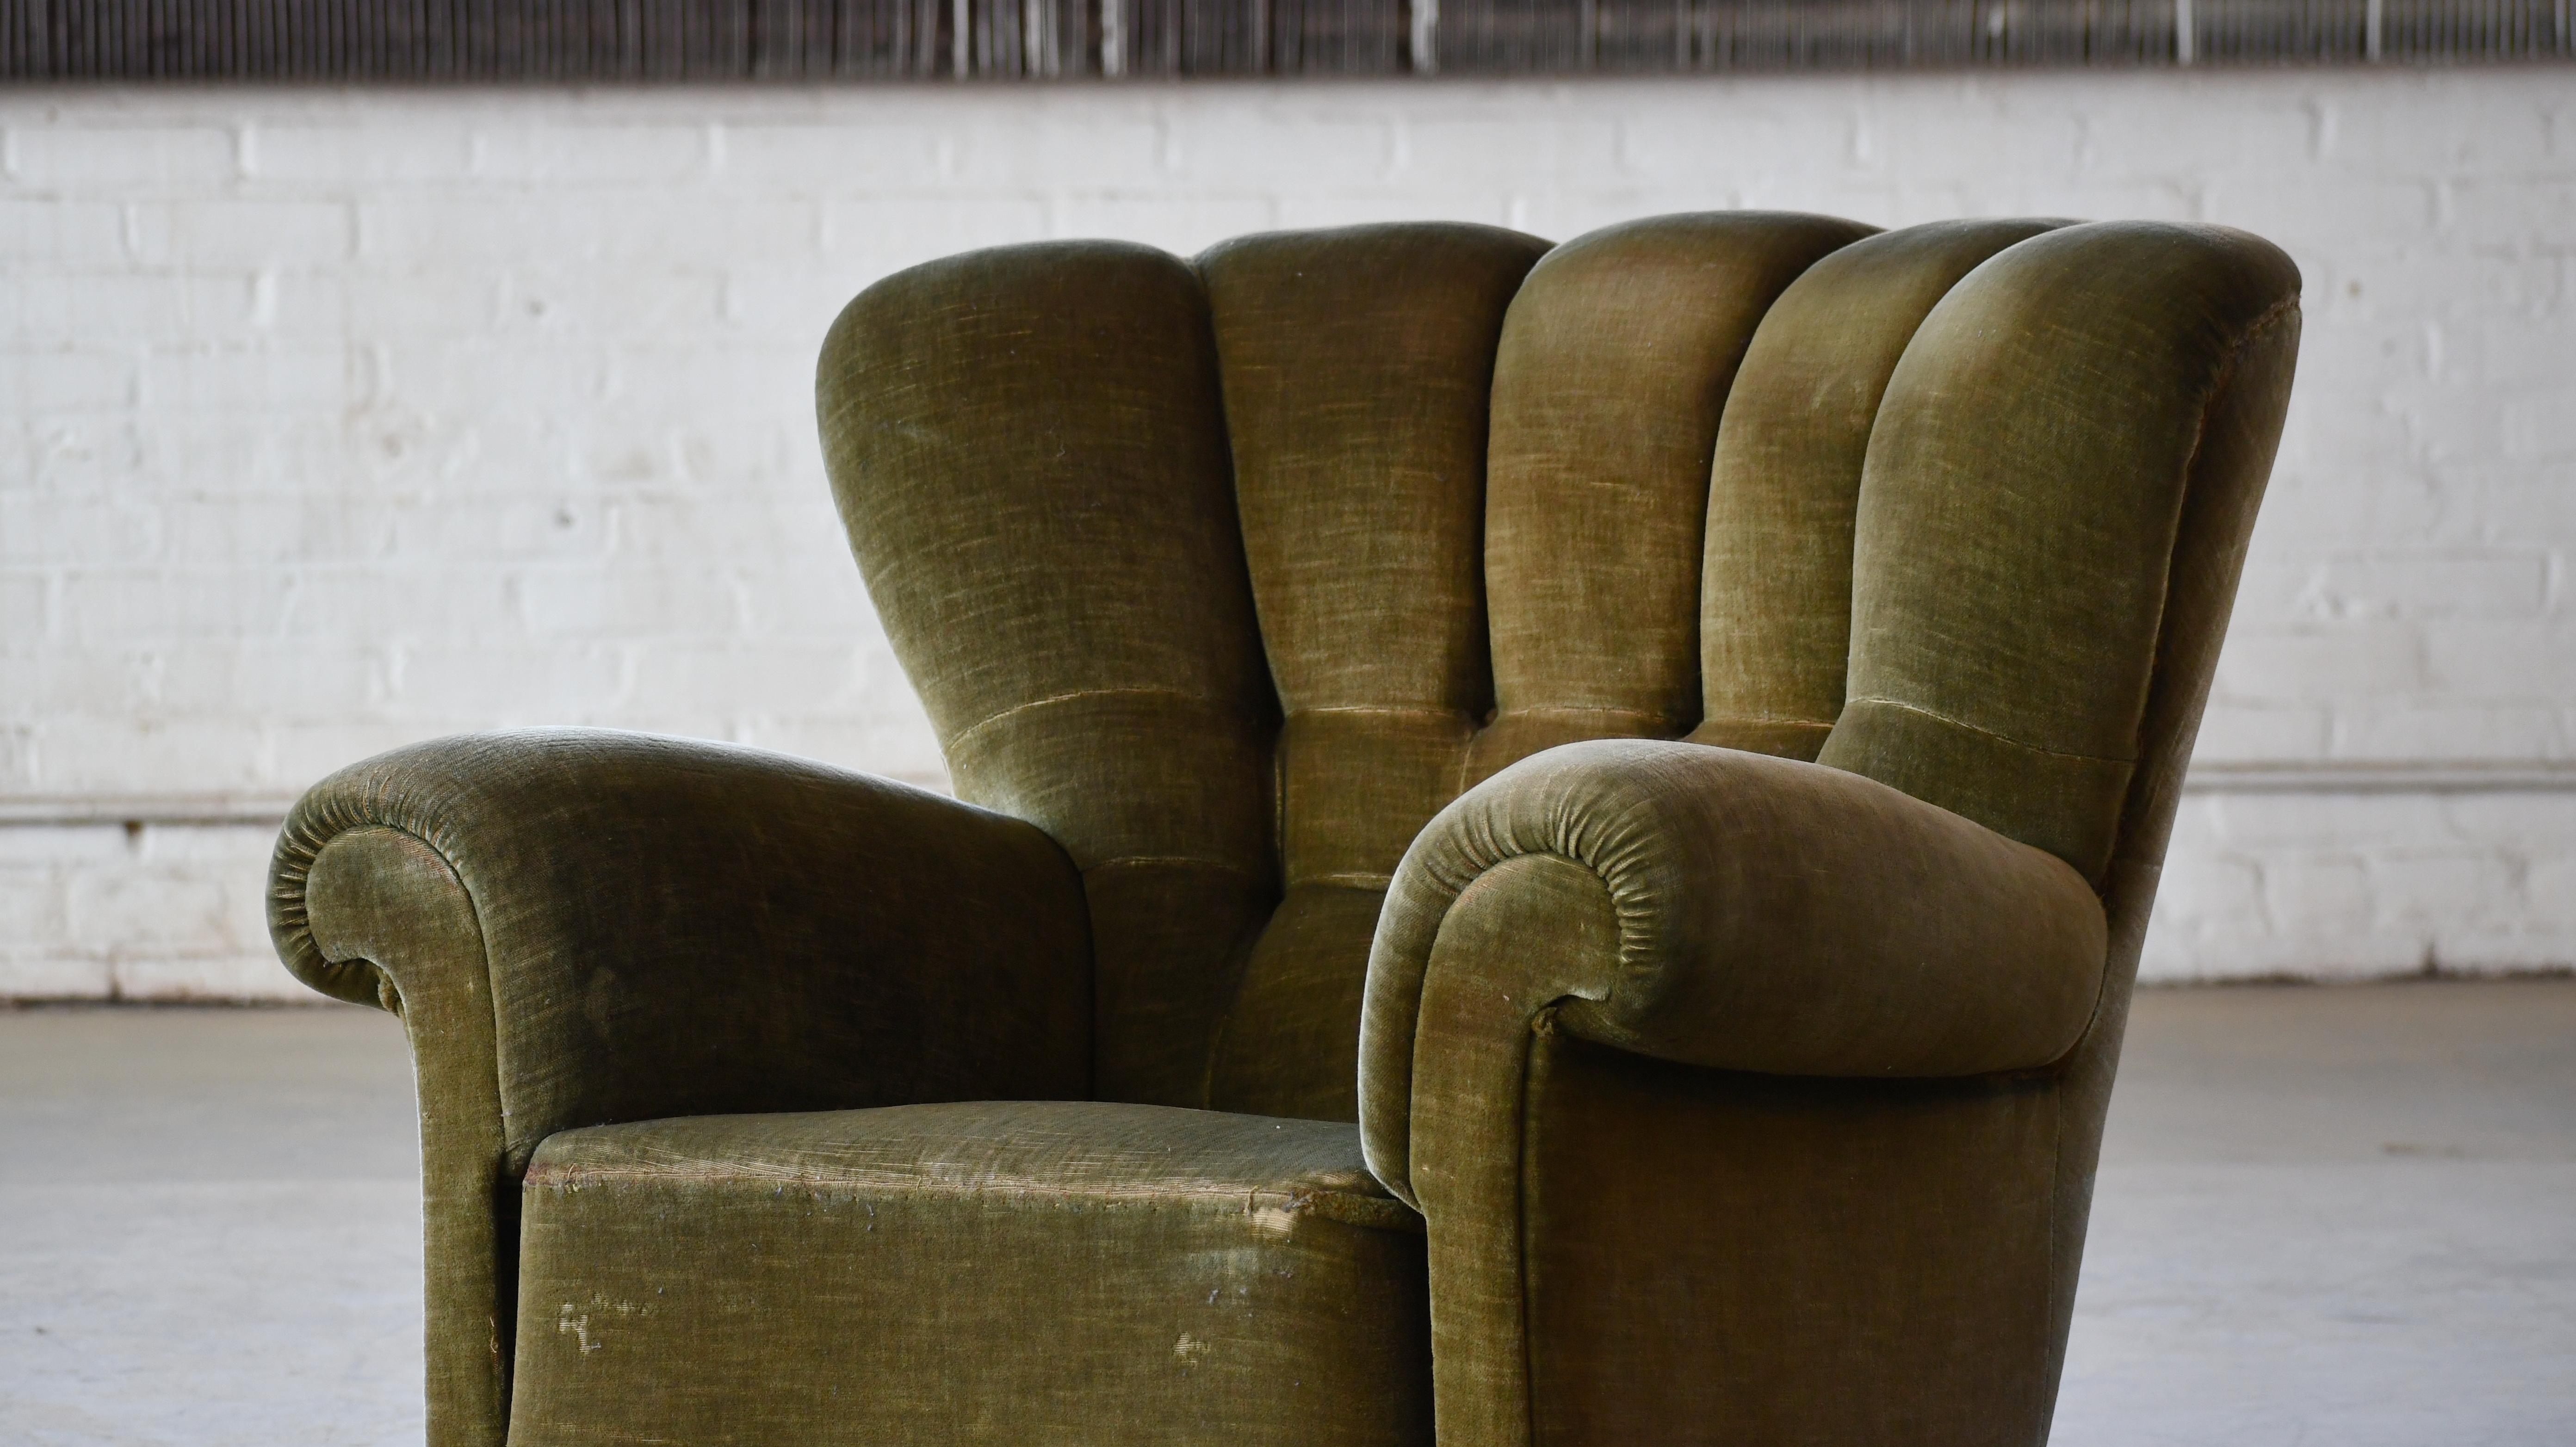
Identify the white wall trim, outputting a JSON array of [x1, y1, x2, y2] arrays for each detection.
[[2179, 762, 2576, 794], [5, 759, 2570, 828], [0, 796, 303, 827]]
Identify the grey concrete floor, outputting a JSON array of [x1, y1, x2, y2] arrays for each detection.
[[2, 980, 2570, 1446]]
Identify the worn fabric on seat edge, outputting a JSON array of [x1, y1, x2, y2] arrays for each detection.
[[509, 1101, 1430, 1447]]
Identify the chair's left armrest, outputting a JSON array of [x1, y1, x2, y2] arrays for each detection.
[[270, 727, 1092, 1447], [273, 727, 1094, 1149]]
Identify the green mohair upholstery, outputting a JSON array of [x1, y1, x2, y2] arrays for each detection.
[[1695, 216, 2067, 760], [1818, 222, 2300, 882], [508, 1103, 1428, 1447], [269, 730, 1091, 1447], [813, 241, 1276, 1113], [272, 212, 2299, 1447], [1194, 222, 1548, 1121], [1481, 211, 1873, 775]]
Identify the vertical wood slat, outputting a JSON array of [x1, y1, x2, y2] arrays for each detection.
[[0, 0, 2562, 76]]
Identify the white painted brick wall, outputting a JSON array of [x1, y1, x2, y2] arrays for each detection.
[[3, 70, 2570, 999]]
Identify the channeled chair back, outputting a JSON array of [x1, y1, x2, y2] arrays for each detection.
[[817, 214, 2300, 1121]]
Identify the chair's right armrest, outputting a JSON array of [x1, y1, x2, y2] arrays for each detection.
[[1360, 738, 2107, 1205], [270, 727, 1093, 1447], [1353, 740, 2108, 1447]]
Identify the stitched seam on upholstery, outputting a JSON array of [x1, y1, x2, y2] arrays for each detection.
[[1082, 855, 1269, 876], [1392, 853, 1622, 1436], [945, 686, 1238, 754], [1455, 849, 1647, 999], [318, 822, 487, 1002], [401, 826, 510, 1158], [271, 800, 355, 1002], [280, 776, 525, 1160], [2114, 295, 2297, 805], [1272, 730, 1288, 893], [1390, 846, 1634, 1206], [527, 1166, 1418, 1228], [276, 785, 494, 1004], [1841, 695, 2131, 767], [1286, 704, 1476, 720], [2128, 295, 2297, 765], [351, 821, 513, 1151], [1517, 1006, 1559, 1447], [2072, 296, 2301, 1039], [1439, 848, 1637, 969], [1694, 712, 1833, 730], [2043, 1071, 2064, 1351], [1296, 870, 1395, 890], [1492, 703, 1666, 718], [291, 810, 520, 1418]]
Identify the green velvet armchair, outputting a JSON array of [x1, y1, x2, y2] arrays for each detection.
[[271, 212, 2299, 1447]]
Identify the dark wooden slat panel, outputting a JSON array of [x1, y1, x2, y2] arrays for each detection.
[[1270, 0, 1404, 69], [0, 0, 2563, 76], [1443, 0, 2561, 67]]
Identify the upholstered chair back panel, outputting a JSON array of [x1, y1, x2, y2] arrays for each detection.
[[817, 241, 1280, 1108], [1692, 218, 2068, 762], [819, 215, 2300, 1123], [1195, 224, 1548, 1119], [1814, 223, 2304, 883], [1476, 212, 1873, 784]]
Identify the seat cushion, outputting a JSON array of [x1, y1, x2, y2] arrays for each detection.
[[508, 1101, 1430, 1447]]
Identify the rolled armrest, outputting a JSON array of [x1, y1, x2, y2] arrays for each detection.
[[272, 727, 1092, 1153], [1359, 738, 2105, 1201], [272, 730, 1092, 1447]]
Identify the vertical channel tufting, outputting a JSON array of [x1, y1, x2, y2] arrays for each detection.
[[1816, 221, 2304, 882], [817, 241, 1278, 1109], [1474, 212, 1875, 786], [817, 216, 2296, 1131], [1691, 218, 2069, 762], [1198, 223, 1550, 1120]]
